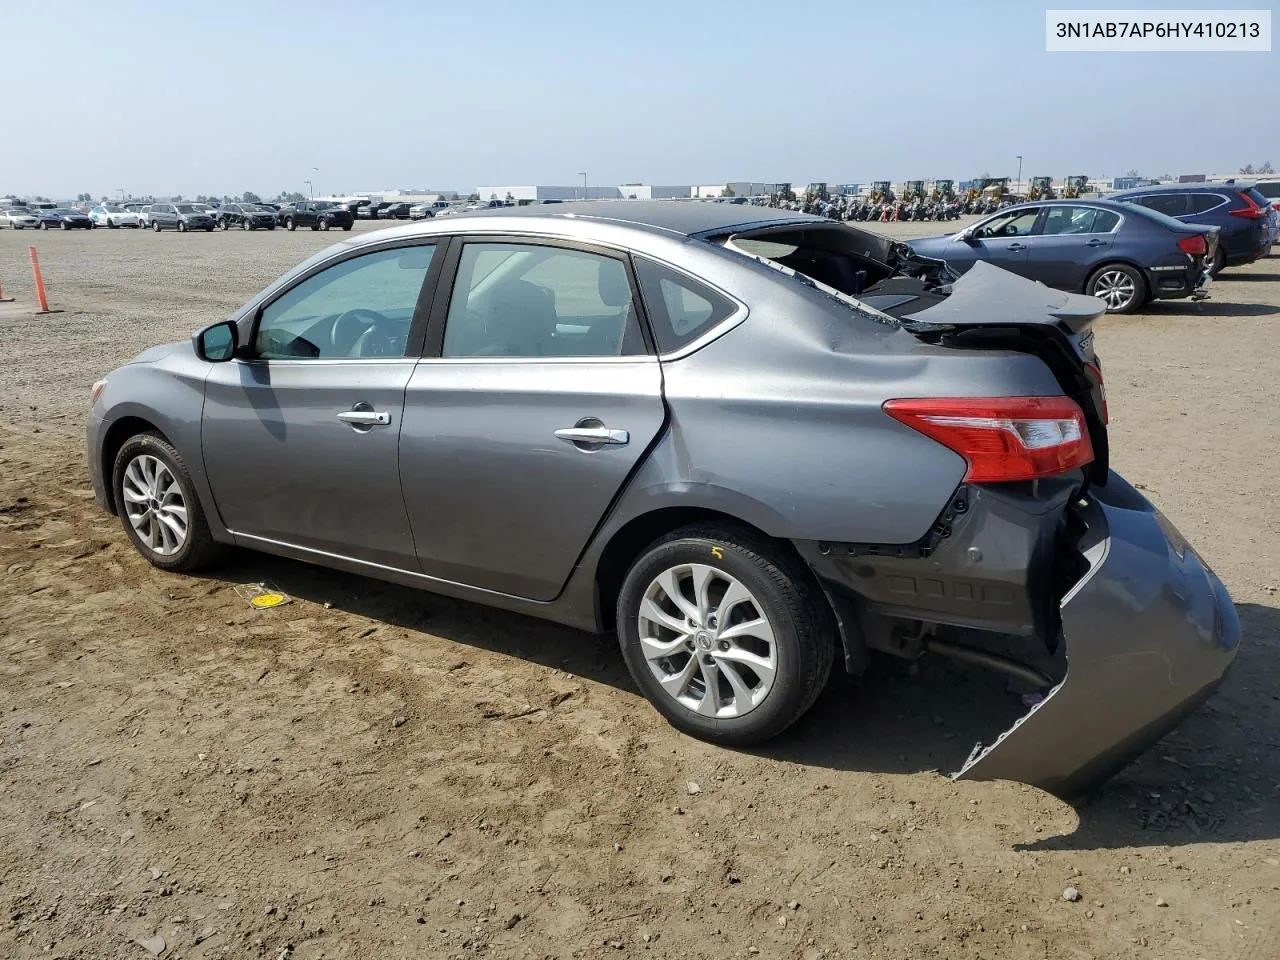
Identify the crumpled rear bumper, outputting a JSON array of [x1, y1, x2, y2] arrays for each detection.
[[955, 471, 1240, 797]]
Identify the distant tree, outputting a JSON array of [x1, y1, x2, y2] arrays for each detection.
[[1124, 168, 1139, 178], [241, 190, 261, 203], [490, 192, 497, 200], [196, 194, 208, 203], [1239, 163, 1256, 175], [172, 194, 184, 201], [505, 191, 514, 201], [1159, 172, 1172, 180], [1259, 161, 1274, 175], [468, 193, 479, 201], [282, 191, 305, 202], [722, 184, 736, 196], [76, 192, 91, 202]]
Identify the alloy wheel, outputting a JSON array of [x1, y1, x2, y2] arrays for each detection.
[[637, 563, 777, 718], [1091, 269, 1136, 311], [121, 454, 188, 556]]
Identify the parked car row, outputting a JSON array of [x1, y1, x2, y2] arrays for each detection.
[[3, 200, 355, 233], [0, 207, 93, 229]]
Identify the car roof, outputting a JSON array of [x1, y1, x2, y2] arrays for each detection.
[[1109, 181, 1256, 196], [460, 200, 823, 237]]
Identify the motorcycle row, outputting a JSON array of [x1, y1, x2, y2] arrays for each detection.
[[757, 193, 1013, 222]]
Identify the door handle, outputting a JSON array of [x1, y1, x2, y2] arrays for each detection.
[[1084, 238, 1107, 247], [554, 426, 629, 446], [337, 410, 390, 426], [1006, 242, 1027, 251]]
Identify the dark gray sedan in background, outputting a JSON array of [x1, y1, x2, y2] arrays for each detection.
[[86, 202, 1239, 796], [909, 199, 1216, 313]]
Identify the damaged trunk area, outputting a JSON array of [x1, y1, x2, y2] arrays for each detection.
[[737, 220, 1236, 796]]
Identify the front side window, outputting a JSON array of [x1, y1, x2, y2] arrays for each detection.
[[442, 243, 645, 358], [972, 208, 1040, 238], [254, 245, 435, 360], [633, 258, 737, 354]]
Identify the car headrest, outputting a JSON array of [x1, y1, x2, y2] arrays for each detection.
[[597, 259, 631, 308]]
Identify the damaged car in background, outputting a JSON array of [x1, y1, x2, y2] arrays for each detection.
[[85, 202, 1239, 798]]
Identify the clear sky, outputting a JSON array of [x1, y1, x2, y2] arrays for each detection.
[[2, 0, 1274, 198]]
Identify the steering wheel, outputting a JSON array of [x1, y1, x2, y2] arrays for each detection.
[[330, 308, 397, 358]]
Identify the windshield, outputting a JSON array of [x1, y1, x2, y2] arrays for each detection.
[[52, 209, 77, 215], [313, 201, 335, 210], [242, 204, 267, 212], [175, 204, 198, 214], [103, 204, 125, 212]]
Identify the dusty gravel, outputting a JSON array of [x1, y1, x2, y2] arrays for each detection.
[[2, 219, 1279, 960]]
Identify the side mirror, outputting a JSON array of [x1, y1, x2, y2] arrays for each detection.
[[957, 228, 977, 242], [193, 319, 239, 362]]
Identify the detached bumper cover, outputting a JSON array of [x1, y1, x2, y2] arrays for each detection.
[[956, 472, 1239, 796]]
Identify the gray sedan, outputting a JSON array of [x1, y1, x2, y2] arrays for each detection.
[[86, 202, 1239, 796]]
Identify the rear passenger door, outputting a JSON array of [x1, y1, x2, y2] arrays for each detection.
[[399, 237, 666, 600], [1022, 205, 1121, 291]]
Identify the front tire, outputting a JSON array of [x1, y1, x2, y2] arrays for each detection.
[[178, 221, 187, 232], [286, 218, 296, 231], [153, 220, 161, 232], [112, 432, 224, 573], [616, 524, 835, 746], [220, 219, 229, 230], [1209, 247, 1226, 277], [1086, 263, 1146, 314]]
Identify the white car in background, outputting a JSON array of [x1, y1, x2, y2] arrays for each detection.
[[90, 204, 141, 229], [0, 208, 40, 229]]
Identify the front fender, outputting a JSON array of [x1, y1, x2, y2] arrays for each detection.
[[91, 356, 226, 540]]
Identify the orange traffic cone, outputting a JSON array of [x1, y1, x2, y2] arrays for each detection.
[[28, 245, 51, 313]]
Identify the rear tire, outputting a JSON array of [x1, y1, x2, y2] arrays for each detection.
[[243, 218, 252, 230], [153, 220, 161, 232], [111, 432, 224, 573], [616, 524, 835, 746], [1085, 263, 1145, 314], [220, 219, 229, 230], [286, 218, 296, 231], [178, 221, 187, 233]]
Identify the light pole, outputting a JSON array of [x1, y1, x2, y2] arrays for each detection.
[[116, 187, 125, 201], [1015, 155, 1023, 198], [578, 171, 587, 200], [304, 180, 313, 199]]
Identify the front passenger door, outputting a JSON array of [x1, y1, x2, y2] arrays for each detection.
[[201, 241, 440, 569], [952, 207, 1041, 274]]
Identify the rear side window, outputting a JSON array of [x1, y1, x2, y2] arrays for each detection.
[[1255, 182, 1280, 199], [1185, 193, 1225, 215], [634, 258, 737, 354], [1040, 206, 1119, 235], [1132, 194, 1187, 217]]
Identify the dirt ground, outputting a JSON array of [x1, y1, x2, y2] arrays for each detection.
[[2, 219, 1279, 960]]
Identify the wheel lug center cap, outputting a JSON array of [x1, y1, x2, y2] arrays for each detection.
[[694, 631, 712, 650]]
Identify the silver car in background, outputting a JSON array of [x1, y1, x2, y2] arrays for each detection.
[[86, 202, 1239, 796]]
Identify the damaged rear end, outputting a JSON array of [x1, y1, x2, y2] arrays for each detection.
[[781, 257, 1239, 796]]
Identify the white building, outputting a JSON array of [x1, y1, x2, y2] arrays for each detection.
[[476, 184, 692, 202]]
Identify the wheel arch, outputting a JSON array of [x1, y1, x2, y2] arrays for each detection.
[[100, 415, 168, 513], [591, 506, 850, 667], [1082, 257, 1150, 293]]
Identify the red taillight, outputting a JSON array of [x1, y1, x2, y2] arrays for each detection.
[[884, 396, 1094, 483], [1083, 361, 1109, 424], [1176, 234, 1207, 256], [1230, 192, 1268, 219]]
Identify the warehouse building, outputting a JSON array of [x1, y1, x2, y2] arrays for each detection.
[[475, 184, 692, 202]]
